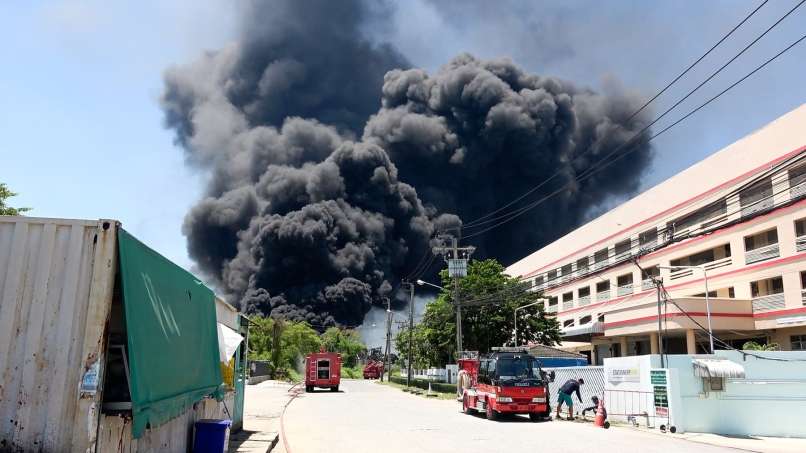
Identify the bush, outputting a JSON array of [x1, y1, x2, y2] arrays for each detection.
[[389, 376, 456, 394]]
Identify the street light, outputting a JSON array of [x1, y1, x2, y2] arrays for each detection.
[[658, 265, 714, 354], [416, 279, 445, 291], [514, 299, 547, 346]]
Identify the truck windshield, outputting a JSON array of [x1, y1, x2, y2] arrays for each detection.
[[496, 357, 542, 384]]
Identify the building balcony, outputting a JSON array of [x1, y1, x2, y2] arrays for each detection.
[[546, 305, 558, 314], [596, 291, 610, 302], [617, 284, 633, 297], [745, 243, 780, 265], [797, 235, 806, 253], [802, 289, 806, 305], [578, 296, 591, 307], [741, 198, 774, 218], [752, 293, 785, 312], [605, 297, 754, 337], [641, 279, 654, 291], [562, 300, 574, 311], [792, 181, 806, 200], [669, 257, 732, 281]]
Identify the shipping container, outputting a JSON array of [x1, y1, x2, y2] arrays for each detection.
[[0, 216, 245, 452]]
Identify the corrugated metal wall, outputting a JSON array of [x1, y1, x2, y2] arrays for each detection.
[[0, 217, 116, 452]]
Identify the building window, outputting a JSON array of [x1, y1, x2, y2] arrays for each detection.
[[563, 319, 575, 328], [792, 335, 806, 351], [789, 163, 806, 199], [594, 248, 609, 268], [596, 280, 610, 292], [579, 315, 592, 324], [597, 313, 605, 322], [576, 257, 589, 273], [548, 296, 558, 306], [561, 263, 573, 279], [796, 218, 806, 238], [536, 275, 544, 287], [739, 177, 773, 217], [617, 273, 634, 296], [563, 292, 573, 302], [671, 244, 731, 267], [672, 199, 727, 234], [578, 286, 590, 298], [547, 269, 557, 283], [751, 276, 784, 297], [614, 239, 631, 260], [729, 287, 735, 298], [639, 227, 658, 248]]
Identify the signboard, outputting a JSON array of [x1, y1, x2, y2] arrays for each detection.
[[606, 366, 640, 383], [651, 369, 669, 418], [448, 259, 468, 277]]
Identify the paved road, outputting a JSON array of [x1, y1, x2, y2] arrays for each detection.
[[277, 379, 738, 453]]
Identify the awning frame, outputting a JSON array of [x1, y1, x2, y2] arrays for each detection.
[[692, 358, 746, 378]]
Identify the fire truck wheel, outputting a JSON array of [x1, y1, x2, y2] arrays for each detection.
[[462, 395, 474, 414], [485, 401, 498, 421], [331, 385, 339, 392], [305, 385, 312, 392], [529, 413, 541, 422]]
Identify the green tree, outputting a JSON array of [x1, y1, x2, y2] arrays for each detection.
[[0, 183, 31, 216], [742, 341, 779, 351], [247, 316, 321, 377], [410, 258, 561, 367], [321, 327, 366, 367]]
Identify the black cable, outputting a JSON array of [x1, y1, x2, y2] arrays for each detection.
[[457, 11, 806, 238], [458, 0, 771, 230]]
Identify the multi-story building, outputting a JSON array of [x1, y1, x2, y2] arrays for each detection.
[[507, 105, 806, 365]]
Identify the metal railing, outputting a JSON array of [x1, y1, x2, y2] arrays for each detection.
[[617, 284, 633, 297], [745, 243, 780, 265], [546, 304, 558, 314], [741, 198, 773, 218], [792, 182, 806, 200], [596, 290, 610, 302], [578, 296, 591, 307], [669, 257, 732, 280], [752, 293, 786, 312], [641, 279, 654, 291], [802, 289, 806, 306], [797, 235, 806, 253], [602, 389, 665, 428], [563, 300, 574, 311]]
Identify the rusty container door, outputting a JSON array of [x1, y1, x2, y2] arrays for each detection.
[[0, 217, 117, 452]]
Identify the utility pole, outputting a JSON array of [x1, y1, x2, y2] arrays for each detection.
[[432, 232, 475, 360], [402, 280, 415, 388], [655, 280, 665, 368], [383, 296, 392, 382]]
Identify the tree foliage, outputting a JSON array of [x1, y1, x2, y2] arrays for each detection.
[[321, 327, 366, 367], [0, 183, 31, 216], [400, 258, 561, 367], [248, 317, 367, 375], [742, 341, 779, 351]]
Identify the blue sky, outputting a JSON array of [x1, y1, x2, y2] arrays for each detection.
[[2, 0, 805, 272]]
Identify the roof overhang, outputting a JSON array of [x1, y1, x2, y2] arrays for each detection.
[[692, 358, 746, 378], [561, 321, 604, 341]]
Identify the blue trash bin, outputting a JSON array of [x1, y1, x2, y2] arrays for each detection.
[[193, 419, 231, 453]]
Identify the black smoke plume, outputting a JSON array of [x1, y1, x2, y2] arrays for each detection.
[[161, 0, 652, 326]]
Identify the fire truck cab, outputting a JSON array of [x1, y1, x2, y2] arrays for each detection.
[[459, 348, 553, 421]]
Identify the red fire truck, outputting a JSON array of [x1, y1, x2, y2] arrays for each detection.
[[362, 360, 384, 379], [305, 350, 341, 392], [458, 348, 554, 421]]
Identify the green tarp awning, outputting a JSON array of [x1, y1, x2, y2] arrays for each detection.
[[118, 229, 222, 438]]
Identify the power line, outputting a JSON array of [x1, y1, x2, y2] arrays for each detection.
[[455, 3, 806, 239], [457, 0, 771, 231]]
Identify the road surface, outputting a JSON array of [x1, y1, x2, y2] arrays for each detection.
[[276, 379, 738, 453]]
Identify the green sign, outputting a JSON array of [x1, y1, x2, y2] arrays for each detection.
[[650, 369, 667, 385]]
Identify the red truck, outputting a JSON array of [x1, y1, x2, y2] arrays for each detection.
[[305, 350, 341, 392], [458, 348, 554, 421], [362, 360, 384, 379]]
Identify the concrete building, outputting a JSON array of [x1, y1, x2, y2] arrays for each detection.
[[507, 105, 806, 365]]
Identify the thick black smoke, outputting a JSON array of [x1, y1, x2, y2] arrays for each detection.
[[161, 0, 652, 326], [364, 54, 652, 263]]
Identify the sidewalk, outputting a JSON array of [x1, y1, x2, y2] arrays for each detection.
[[672, 432, 806, 453], [622, 425, 806, 453], [229, 380, 296, 453]]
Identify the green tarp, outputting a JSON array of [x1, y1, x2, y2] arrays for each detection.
[[117, 229, 222, 438]]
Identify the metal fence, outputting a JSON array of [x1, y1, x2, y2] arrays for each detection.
[[545, 366, 605, 414]]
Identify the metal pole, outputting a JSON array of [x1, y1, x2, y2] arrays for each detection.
[[406, 282, 414, 387], [656, 281, 665, 368], [388, 297, 392, 382], [452, 236, 463, 356], [702, 266, 714, 354], [514, 309, 518, 347]]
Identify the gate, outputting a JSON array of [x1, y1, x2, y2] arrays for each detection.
[[545, 366, 605, 414]]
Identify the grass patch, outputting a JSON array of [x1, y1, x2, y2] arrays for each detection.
[[377, 378, 457, 400]]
